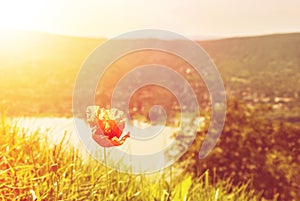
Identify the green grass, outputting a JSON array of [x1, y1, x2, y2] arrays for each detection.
[[0, 118, 262, 201]]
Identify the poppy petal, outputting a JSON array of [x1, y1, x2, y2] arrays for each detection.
[[87, 106, 130, 147]]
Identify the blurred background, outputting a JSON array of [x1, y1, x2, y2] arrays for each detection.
[[0, 0, 299, 200]]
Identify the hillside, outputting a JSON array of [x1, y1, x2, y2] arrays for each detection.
[[0, 30, 299, 117], [201, 33, 300, 96]]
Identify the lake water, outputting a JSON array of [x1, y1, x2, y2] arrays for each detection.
[[10, 116, 204, 173]]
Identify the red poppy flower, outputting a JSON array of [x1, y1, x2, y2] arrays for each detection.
[[86, 106, 130, 147]]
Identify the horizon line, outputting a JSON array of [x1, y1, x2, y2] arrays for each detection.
[[1, 27, 300, 41]]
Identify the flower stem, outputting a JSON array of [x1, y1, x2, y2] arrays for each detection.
[[104, 148, 109, 194]]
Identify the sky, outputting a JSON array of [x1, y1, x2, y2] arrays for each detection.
[[0, 0, 299, 39]]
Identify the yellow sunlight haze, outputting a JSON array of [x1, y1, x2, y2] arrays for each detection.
[[0, 0, 50, 30]]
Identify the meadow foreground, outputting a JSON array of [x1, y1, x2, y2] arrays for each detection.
[[0, 117, 261, 201]]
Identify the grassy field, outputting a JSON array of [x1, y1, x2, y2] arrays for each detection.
[[0, 117, 261, 201]]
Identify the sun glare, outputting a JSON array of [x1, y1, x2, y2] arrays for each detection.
[[0, 0, 49, 30]]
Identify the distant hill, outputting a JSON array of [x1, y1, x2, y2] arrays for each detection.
[[201, 33, 300, 95], [0, 30, 299, 117]]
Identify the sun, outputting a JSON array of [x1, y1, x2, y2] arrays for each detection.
[[0, 0, 49, 30]]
